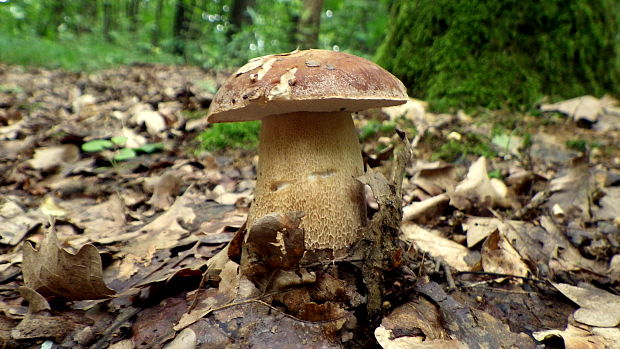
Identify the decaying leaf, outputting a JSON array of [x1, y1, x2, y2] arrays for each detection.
[[241, 211, 305, 283], [11, 309, 93, 342], [22, 228, 115, 300], [375, 297, 465, 349], [141, 189, 196, 235], [416, 280, 535, 348], [64, 195, 126, 239], [174, 260, 244, 331], [552, 282, 620, 327]]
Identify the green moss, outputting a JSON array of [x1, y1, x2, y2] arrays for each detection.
[[198, 121, 260, 151], [376, 0, 620, 111]]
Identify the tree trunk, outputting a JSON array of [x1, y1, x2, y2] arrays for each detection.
[[151, 0, 164, 46], [228, 0, 255, 37], [127, 0, 140, 33], [172, 0, 187, 56], [295, 0, 323, 49], [37, 0, 65, 38], [102, 0, 113, 42]]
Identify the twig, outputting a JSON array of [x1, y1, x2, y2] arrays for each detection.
[[93, 306, 141, 349], [456, 271, 547, 284], [442, 261, 456, 291]]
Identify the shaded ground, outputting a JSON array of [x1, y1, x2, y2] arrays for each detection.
[[1, 63, 619, 348]]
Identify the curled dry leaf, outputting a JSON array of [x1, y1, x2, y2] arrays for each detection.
[[131, 110, 166, 135], [18, 286, 51, 313], [450, 157, 511, 211], [22, 228, 115, 301], [540, 95, 603, 125]]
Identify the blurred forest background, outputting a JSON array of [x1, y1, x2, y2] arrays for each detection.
[[0, 0, 619, 110]]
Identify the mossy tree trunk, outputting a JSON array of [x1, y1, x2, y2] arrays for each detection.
[[376, 0, 620, 110], [295, 0, 324, 49]]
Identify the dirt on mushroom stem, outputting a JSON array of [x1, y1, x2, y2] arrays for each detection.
[[247, 111, 367, 252]]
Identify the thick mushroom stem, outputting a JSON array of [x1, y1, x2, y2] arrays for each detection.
[[247, 111, 366, 250]]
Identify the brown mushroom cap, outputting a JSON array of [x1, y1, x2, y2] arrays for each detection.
[[207, 49, 408, 122]]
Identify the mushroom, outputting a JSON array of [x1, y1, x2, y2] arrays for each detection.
[[207, 49, 408, 252]]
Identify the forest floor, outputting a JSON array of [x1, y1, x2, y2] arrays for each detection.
[[1, 63, 619, 348]]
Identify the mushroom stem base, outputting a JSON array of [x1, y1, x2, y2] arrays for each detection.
[[248, 111, 366, 251]]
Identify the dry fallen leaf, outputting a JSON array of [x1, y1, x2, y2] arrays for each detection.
[[131, 110, 166, 135], [28, 144, 79, 171], [174, 260, 241, 331], [22, 228, 115, 300], [402, 193, 449, 222], [145, 171, 182, 210], [451, 157, 511, 210], [401, 223, 478, 271], [411, 161, 458, 196], [481, 231, 530, 277], [375, 298, 464, 349], [533, 324, 611, 349], [163, 327, 197, 349], [552, 282, 620, 327], [548, 156, 593, 221], [462, 216, 501, 248], [541, 95, 603, 125]]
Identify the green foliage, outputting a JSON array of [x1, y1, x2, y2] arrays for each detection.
[[82, 139, 114, 152], [566, 138, 600, 152], [431, 134, 497, 162], [198, 121, 260, 151], [0, 0, 389, 71], [376, 0, 620, 111], [358, 120, 396, 142], [0, 33, 179, 71], [81, 138, 163, 161]]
